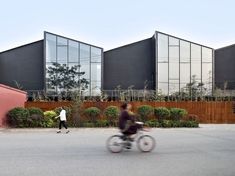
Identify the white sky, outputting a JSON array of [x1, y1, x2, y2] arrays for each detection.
[[0, 0, 235, 51]]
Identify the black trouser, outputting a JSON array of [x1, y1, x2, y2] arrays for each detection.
[[59, 120, 68, 130], [123, 124, 142, 135]]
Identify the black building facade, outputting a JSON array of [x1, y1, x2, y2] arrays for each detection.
[[215, 44, 235, 90], [0, 40, 44, 90], [104, 38, 155, 90]]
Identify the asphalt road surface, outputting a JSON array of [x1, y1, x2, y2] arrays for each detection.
[[0, 125, 235, 176]]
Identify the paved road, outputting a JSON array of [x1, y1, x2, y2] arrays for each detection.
[[0, 125, 235, 176]]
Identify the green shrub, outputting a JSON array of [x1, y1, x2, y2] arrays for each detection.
[[7, 107, 29, 127], [180, 120, 199, 128], [171, 120, 181, 128], [43, 110, 57, 127], [96, 120, 109, 127], [28, 107, 44, 117], [170, 108, 187, 121], [44, 110, 57, 119], [104, 106, 120, 126], [84, 107, 101, 123], [136, 105, 153, 122], [161, 120, 173, 128], [154, 107, 170, 121], [27, 107, 44, 127], [145, 120, 160, 127]]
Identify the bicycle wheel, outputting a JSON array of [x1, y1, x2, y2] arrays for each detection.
[[137, 135, 155, 152], [106, 135, 124, 153]]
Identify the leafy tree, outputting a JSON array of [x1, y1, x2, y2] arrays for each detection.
[[46, 62, 89, 92]]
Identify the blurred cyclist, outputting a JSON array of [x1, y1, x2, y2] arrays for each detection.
[[118, 103, 142, 136]]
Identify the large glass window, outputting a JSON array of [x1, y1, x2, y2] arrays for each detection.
[[68, 40, 79, 63], [44, 32, 102, 96], [202, 47, 213, 94], [80, 43, 90, 61], [158, 63, 168, 95], [80, 43, 90, 81], [57, 46, 67, 63], [157, 33, 169, 95], [169, 43, 179, 94], [180, 41, 190, 90], [156, 32, 213, 96], [91, 63, 101, 81], [57, 37, 67, 46], [91, 47, 102, 63], [158, 34, 168, 62], [191, 44, 201, 82], [169, 46, 179, 79], [45, 33, 56, 62]]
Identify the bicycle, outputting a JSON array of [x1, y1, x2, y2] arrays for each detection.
[[106, 122, 156, 153]]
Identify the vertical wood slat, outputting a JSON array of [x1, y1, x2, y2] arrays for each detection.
[[25, 101, 235, 123]]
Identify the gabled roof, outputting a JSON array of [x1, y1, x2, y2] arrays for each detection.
[[215, 43, 235, 51], [0, 40, 43, 54]]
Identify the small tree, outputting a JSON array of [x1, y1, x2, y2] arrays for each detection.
[[170, 108, 187, 121], [154, 107, 170, 122], [136, 105, 153, 122], [104, 106, 120, 126], [84, 107, 101, 123]]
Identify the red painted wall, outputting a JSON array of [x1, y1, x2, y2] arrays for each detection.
[[0, 84, 27, 127]]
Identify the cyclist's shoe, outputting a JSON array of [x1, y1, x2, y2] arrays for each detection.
[[125, 142, 132, 149]]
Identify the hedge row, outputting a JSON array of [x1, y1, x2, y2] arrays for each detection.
[[7, 105, 199, 128]]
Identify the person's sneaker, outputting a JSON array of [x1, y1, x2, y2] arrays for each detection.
[[57, 131, 61, 133], [125, 142, 132, 149], [66, 130, 70, 134]]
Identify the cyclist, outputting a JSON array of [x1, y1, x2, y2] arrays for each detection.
[[118, 103, 142, 136]]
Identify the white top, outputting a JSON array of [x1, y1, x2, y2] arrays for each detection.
[[59, 109, 67, 121]]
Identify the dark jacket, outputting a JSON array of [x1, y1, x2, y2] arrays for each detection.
[[118, 110, 133, 130]]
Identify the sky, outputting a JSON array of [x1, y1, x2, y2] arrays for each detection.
[[0, 0, 235, 51]]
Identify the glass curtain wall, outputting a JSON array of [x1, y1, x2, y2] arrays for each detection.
[[156, 32, 213, 96], [45, 32, 102, 96]]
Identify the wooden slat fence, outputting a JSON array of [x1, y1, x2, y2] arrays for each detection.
[[25, 101, 235, 123]]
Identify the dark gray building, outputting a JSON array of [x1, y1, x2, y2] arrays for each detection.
[[104, 31, 214, 96], [104, 38, 155, 90], [215, 44, 235, 90], [1, 30, 235, 97], [0, 32, 103, 96], [0, 40, 44, 90]]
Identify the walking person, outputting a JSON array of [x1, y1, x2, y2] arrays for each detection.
[[55, 107, 70, 134]]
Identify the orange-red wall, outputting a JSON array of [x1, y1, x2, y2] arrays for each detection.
[[0, 84, 27, 127]]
